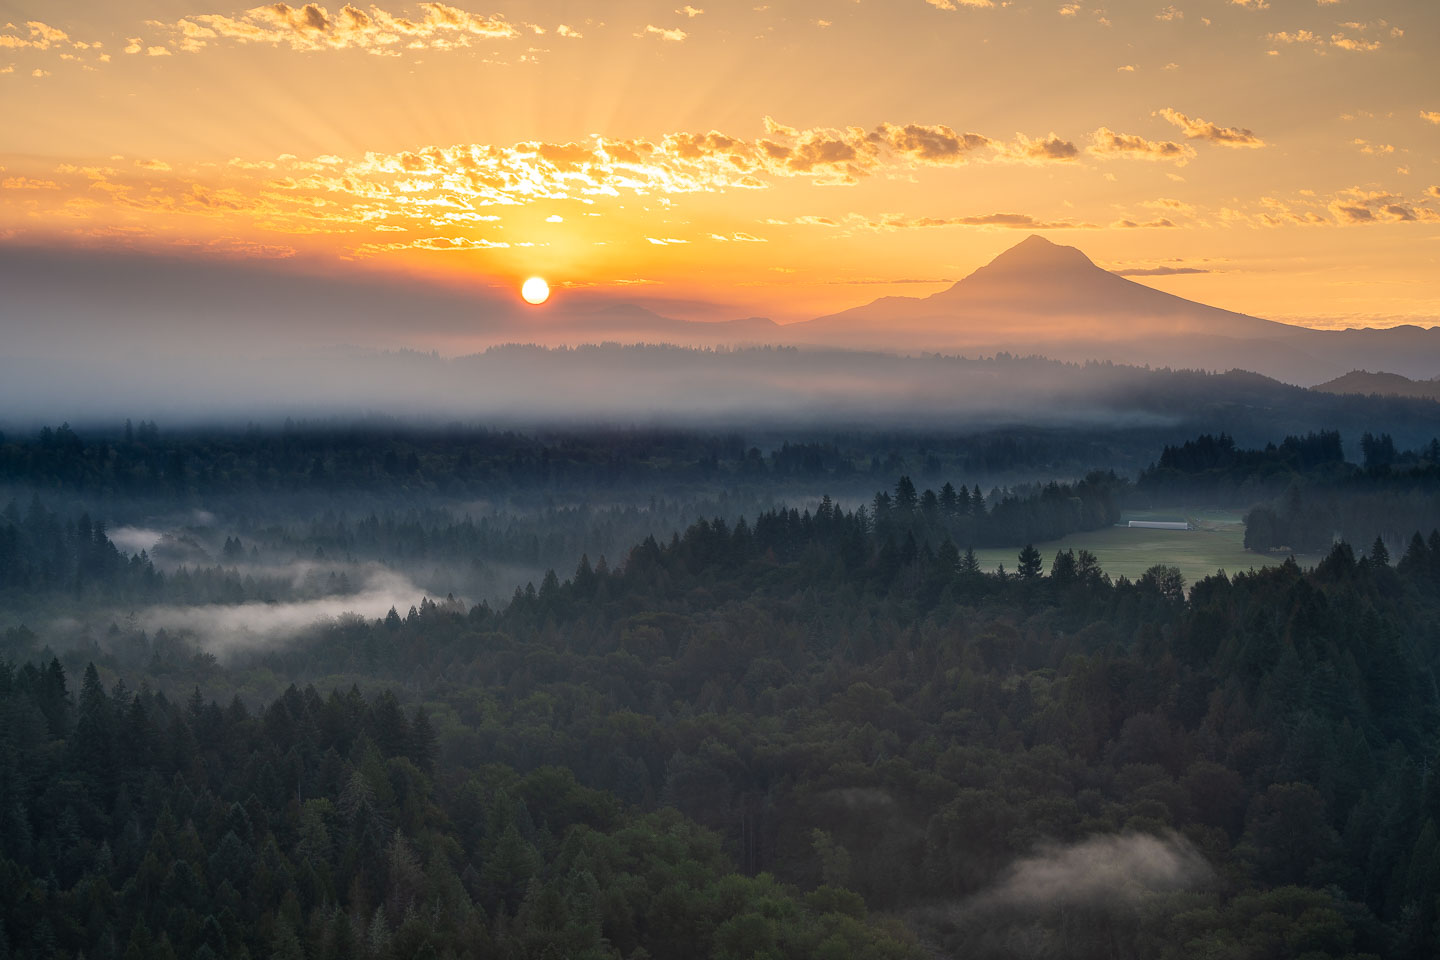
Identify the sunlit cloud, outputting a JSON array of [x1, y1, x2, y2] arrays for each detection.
[[1325, 187, 1436, 225], [2, 176, 61, 190], [872, 122, 992, 165], [148, 2, 520, 55], [994, 133, 1081, 164], [1111, 217, 1177, 228], [0, 19, 107, 69], [640, 24, 687, 41], [1352, 139, 1393, 155], [1157, 108, 1264, 148], [0, 20, 104, 53], [1088, 128, 1194, 164], [927, 0, 997, 10]]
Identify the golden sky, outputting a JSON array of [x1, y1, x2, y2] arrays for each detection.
[[2, 0, 1438, 328]]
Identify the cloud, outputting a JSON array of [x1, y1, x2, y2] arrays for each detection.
[[763, 215, 839, 226], [1324, 186, 1437, 225], [1427, 186, 1440, 200], [1422, 111, 1440, 125], [927, 0, 996, 9], [1157, 108, 1265, 148], [1352, 138, 1394, 155], [1089, 128, 1195, 164], [150, 2, 519, 54], [677, 5, 704, 16], [0, 20, 107, 66], [861, 212, 1096, 230], [641, 24, 687, 41], [0, 20, 97, 51], [1113, 264, 1210, 276], [1269, 22, 1391, 52], [645, 236, 688, 244], [21, 114, 1253, 259], [871, 122, 992, 164], [995, 133, 1080, 163], [1229, 0, 1269, 8], [1155, 5, 1183, 20], [2, 176, 60, 190], [1143, 197, 1197, 217], [555, 24, 582, 38], [1111, 217, 1178, 228], [710, 232, 766, 242], [353, 235, 510, 255], [1328, 33, 1379, 50], [1266, 28, 1322, 46]]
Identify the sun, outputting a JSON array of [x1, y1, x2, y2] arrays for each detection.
[[521, 276, 550, 305]]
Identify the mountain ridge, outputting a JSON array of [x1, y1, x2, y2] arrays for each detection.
[[764, 235, 1438, 385]]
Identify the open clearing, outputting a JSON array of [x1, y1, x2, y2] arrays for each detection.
[[972, 508, 1323, 587]]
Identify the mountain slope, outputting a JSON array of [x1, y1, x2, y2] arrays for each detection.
[[778, 235, 1439, 385], [798, 235, 1281, 341]]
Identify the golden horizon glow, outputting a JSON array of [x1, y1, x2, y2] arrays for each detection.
[[1, 1, 1438, 329], [521, 276, 549, 305]]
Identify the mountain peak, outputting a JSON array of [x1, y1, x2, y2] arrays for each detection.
[[979, 234, 1097, 275]]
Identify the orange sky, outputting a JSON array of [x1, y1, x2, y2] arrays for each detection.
[[2, 0, 1438, 328]]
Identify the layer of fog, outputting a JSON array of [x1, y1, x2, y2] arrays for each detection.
[[130, 567, 431, 659], [5, 243, 1438, 404]]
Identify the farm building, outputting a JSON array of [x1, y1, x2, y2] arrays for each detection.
[[1128, 520, 1191, 531]]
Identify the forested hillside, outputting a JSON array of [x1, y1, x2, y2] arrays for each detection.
[[6, 497, 1440, 958]]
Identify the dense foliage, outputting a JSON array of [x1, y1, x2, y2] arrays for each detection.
[[5, 416, 1440, 959], [7, 499, 1440, 958]]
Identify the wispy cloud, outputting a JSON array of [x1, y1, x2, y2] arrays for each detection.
[[857, 212, 1097, 230], [1157, 108, 1265, 147], [1113, 264, 1211, 276]]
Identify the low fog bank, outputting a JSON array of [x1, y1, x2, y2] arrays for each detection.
[[0, 344, 1173, 427], [3, 344, 1436, 445]]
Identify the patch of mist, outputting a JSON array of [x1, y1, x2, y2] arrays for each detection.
[[970, 831, 1212, 914], [131, 567, 434, 659], [110, 526, 165, 554]]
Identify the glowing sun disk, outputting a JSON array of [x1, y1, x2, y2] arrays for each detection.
[[521, 276, 550, 304]]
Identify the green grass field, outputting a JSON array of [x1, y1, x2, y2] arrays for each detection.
[[972, 509, 1322, 587]]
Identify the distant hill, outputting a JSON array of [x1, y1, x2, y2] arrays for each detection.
[[1314, 370, 1440, 400]]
